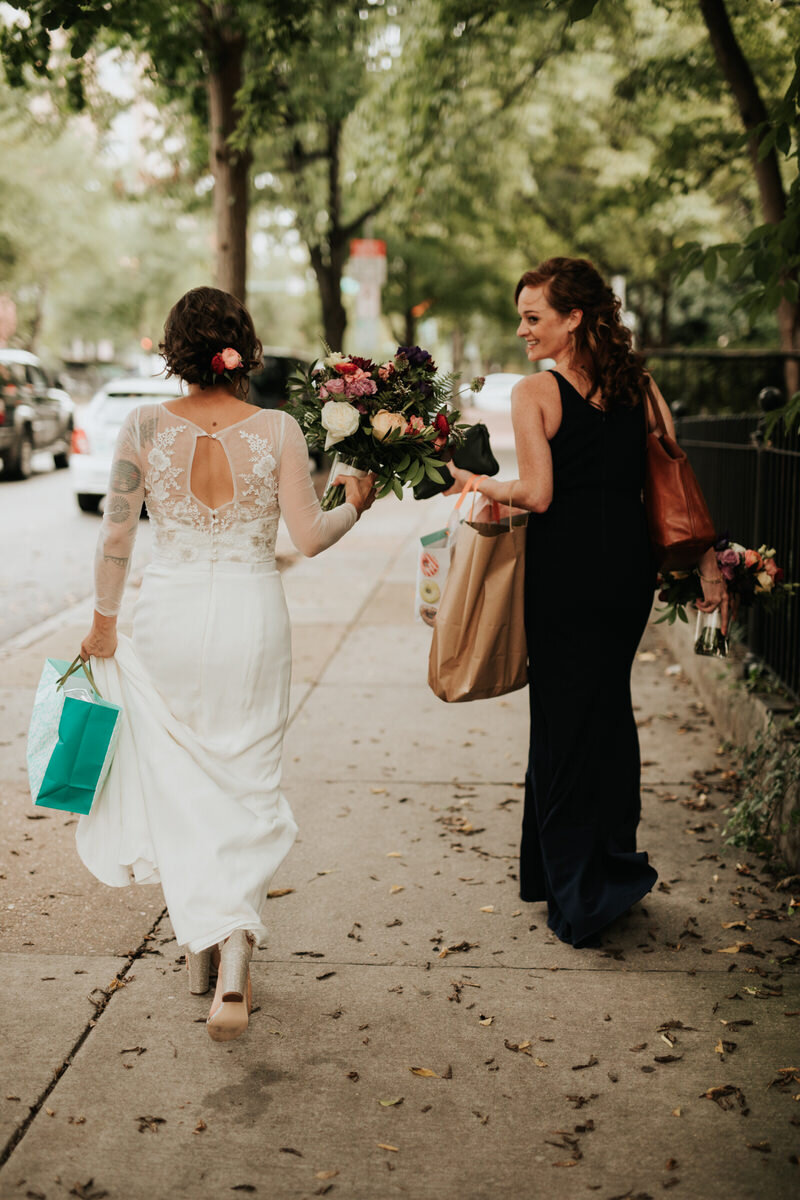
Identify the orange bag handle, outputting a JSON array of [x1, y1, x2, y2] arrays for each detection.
[[454, 474, 487, 522]]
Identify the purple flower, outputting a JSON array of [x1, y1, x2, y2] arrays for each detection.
[[397, 345, 433, 369], [718, 548, 740, 569]]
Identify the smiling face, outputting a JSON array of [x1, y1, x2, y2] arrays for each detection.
[[516, 285, 582, 365]]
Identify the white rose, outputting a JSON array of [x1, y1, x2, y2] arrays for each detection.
[[321, 400, 360, 449], [323, 351, 347, 368], [755, 569, 773, 593], [371, 409, 406, 441]]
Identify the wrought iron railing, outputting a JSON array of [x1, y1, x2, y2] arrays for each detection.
[[643, 349, 800, 415], [673, 409, 800, 699]]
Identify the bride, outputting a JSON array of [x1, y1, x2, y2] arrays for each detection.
[[76, 286, 375, 1041]]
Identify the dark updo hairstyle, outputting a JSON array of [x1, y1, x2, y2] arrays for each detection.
[[160, 286, 263, 393], [515, 257, 649, 410]]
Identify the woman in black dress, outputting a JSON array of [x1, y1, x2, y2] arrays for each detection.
[[448, 257, 727, 947]]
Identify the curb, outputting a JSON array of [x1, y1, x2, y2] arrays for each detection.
[[653, 612, 799, 870]]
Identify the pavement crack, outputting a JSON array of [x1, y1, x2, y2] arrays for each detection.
[[0, 906, 168, 1170]]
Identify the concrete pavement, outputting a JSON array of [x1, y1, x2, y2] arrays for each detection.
[[1, 454, 799, 1199]]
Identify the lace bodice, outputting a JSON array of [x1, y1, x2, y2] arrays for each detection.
[[94, 403, 357, 616]]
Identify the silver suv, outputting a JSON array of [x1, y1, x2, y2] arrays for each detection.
[[0, 349, 74, 479]]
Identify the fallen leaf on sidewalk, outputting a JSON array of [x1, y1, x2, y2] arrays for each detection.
[[193, 1120, 207, 1134], [654, 1055, 683, 1064], [379, 1097, 404, 1107], [745, 1141, 771, 1152], [700, 1085, 748, 1113], [267, 888, 294, 898], [565, 1094, 598, 1108], [377, 1143, 398, 1152], [315, 1171, 339, 1181], [766, 1067, 800, 1092], [135, 1115, 166, 1133], [68, 1181, 108, 1200], [390, 885, 404, 894], [386, 852, 402, 858], [571, 1055, 598, 1071], [721, 921, 749, 930], [410, 1067, 439, 1078], [280, 1147, 303, 1157], [438, 941, 478, 958], [504, 1040, 532, 1055], [715, 1040, 737, 1056]]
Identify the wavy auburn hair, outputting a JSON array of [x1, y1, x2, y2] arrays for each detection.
[[515, 257, 649, 410], [160, 286, 262, 392]]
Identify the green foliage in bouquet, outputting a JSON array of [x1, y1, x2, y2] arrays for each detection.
[[656, 539, 797, 626], [285, 345, 470, 509]]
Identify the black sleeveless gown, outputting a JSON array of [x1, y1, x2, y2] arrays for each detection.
[[521, 371, 658, 947]]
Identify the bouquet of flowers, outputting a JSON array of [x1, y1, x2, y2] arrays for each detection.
[[286, 346, 469, 509], [656, 537, 797, 657]]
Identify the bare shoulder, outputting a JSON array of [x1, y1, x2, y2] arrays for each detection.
[[511, 371, 559, 406]]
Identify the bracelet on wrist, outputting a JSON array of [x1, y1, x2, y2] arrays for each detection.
[[700, 575, 723, 584]]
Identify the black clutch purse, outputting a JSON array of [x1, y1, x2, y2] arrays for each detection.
[[413, 423, 499, 500]]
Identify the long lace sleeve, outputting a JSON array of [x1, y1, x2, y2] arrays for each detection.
[[277, 412, 357, 556], [93, 407, 146, 616]]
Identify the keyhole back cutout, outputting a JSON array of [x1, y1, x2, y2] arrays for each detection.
[[190, 434, 235, 510]]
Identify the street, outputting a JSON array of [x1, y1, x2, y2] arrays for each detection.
[[0, 454, 152, 648]]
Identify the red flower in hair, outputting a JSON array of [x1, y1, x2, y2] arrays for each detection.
[[211, 353, 226, 375]]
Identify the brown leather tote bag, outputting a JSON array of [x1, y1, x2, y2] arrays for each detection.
[[643, 385, 715, 570]]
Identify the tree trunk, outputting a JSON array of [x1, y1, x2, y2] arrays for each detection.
[[404, 309, 416, 347], [308, 243, 348, 350], [699, 0, 800, 390], [307, 121, 350, 349], [451, 325, 464, 376], [206, 29, 251, 302]]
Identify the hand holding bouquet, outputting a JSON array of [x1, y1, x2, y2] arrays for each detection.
[[656, 537, 797, 657], [286, 346, 468, 509]]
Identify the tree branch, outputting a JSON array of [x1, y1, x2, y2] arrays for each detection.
[[341, 186, 394, 239]]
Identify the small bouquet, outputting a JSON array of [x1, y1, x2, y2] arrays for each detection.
[[286, 346, 468, 509], [656, 537, 797, 657]]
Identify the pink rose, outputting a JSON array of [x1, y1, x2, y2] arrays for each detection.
[[405, 415, 425, 435], [220, 347, 242, 370], [322, 376, 345, 395], [744, 549, 762, 569]]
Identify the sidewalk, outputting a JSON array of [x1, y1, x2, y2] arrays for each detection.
[[1, 455, 798, 1200]]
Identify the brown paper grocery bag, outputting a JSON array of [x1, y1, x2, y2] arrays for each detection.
[[428, 515, 528, 703]]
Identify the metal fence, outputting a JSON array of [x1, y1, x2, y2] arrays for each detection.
[[643, 349, 800, 415], [673, 410, 800, 699]]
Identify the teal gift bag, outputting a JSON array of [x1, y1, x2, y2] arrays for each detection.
[[27, 656, 122, 815]]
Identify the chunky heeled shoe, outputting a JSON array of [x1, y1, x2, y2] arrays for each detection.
[[207, 929, 254, 1043], [185, 947, 212, 995]]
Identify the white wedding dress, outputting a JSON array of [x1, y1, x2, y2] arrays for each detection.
[[76, 403, 356, 953]]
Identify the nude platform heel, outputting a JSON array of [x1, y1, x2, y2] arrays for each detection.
[[206, 929, 253, 1042], [186, 947, 212, 995]]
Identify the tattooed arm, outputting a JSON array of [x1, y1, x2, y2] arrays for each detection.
[[84, 408, 146, 654]]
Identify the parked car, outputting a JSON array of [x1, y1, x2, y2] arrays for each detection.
[[0, 349, 75, 479], [250, 347, 323, 468], [249, 348, 310, 411], [70, 376, 183, 512]]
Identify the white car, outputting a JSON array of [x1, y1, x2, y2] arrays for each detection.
[[460, 365, 557, 412], [70, 376, 183, 512]]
